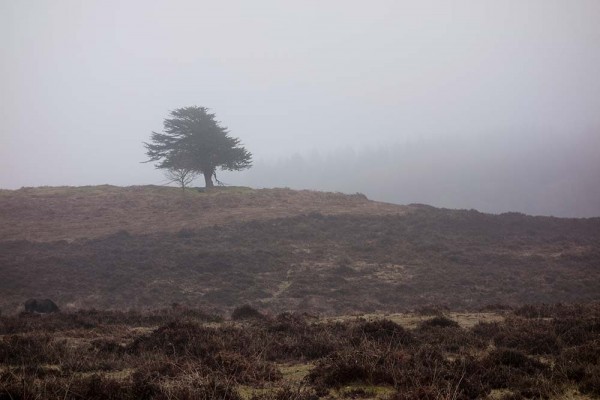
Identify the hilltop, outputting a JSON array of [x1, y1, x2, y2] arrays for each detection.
[[0, 185, 404, 242], [0, 185, 599, 314]]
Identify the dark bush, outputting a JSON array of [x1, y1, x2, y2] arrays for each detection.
[[267, 312, 308, 333], [579, 365, 600, 397], [553, 317, 600, 346], [353, 319, 412, 345], [485, 348, 545, 372], [128, 321, 281, 384], [0, 334, 65, 365], [206, 351, 283, 384], [162, 379, 243, 400], [513, 304, 552, 318], [387, 347, 490, 400], [69, 374, 127, 400], [557, 342, 600, 393], [307, 347, 402, 387], [263, 329, 336, 361], [91, 338, 125, 354], [0, 373, 127, 400], [513, 303, 600, 319], [1, 304, 598, 400], [494, 319, 561, 355], [559, 342, 600, 366], [231, 305, 265, 321], [481, 348, 551, 396], [130, 370, 160, 399], [419, 316, 460, 329], [0, 308, 222, 334], [250, 386, 319, 400], [472, 321, 501, 340], [414, 305, 450, 316]]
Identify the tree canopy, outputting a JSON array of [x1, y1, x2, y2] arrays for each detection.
[[144, 106, 252, 188]]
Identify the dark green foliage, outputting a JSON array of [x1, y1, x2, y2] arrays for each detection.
[[144, 106, 252, 187]]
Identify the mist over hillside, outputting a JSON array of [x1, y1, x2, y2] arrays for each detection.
[[223, 132, 600, 218], [3, 2, 600, 398], [3, 1, 600, 221]]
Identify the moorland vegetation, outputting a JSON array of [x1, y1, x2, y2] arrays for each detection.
[[1, 303, 599, 399]]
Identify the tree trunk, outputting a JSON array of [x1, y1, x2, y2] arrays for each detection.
[[203, 171, 214, 188]]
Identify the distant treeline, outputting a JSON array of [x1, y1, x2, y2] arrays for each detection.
[[225, 133, 600, 217]]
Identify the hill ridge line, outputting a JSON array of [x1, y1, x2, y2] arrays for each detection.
[[0, 185, 408, 242]]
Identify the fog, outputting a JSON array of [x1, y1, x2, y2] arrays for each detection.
[[2, 1, 599, 217]]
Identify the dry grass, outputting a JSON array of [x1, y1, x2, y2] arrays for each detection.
[[326, 313, 505, 330], [0, 185, 406, 242], [1, 191, 599, 313]]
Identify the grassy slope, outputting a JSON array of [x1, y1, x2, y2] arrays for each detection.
[[0, 185, 599, 314], [0, 185, 404, 242]]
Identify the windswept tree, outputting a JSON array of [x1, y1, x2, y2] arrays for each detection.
[[144, 106, 252, 188]]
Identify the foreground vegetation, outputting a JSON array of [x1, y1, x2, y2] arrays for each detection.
[[1, 303, 599, 399], [1, 186, 598, 398]]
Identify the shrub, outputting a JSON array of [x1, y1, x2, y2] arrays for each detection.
[[553, 317, 600, 346], [419, 316, 460, 329], [471, 321, 501, 340], [0, 334, 65, 365], [250, 386, 319, 400], [494, 319, 561, 355], [353, 319, 412, 345], [231, 305, 265, 321], [579, 365, 600, 397], [481, 348, 552, 396], [162, 379, 243, 400], [307, 347, 404, 387]]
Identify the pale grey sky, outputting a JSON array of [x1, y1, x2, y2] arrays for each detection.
[[1, 1, 599, 216]]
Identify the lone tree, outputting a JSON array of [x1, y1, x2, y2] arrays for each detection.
[[144, 106, 252, 188]]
